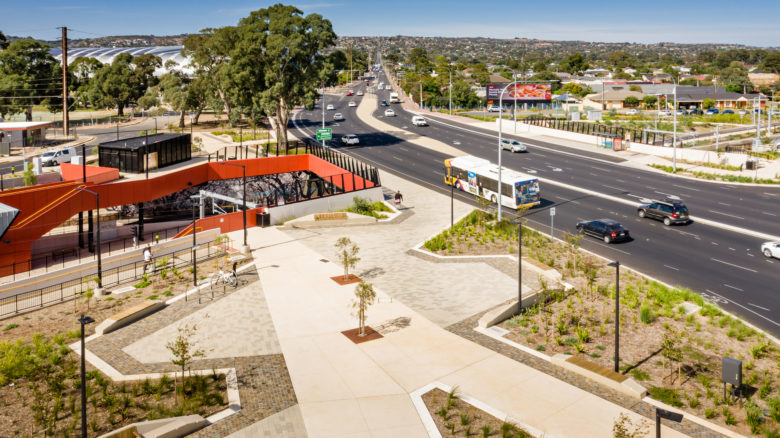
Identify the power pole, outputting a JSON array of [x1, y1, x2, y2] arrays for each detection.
[[61, 27, 69, 137]]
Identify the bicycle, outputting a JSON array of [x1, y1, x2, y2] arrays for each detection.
[[211, 269, 237, 288]]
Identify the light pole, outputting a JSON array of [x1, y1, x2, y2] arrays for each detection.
[[513, 219, 523, 315], [656, 408, 684, 437], [449, 68, 453, 117], [78, 314, 95, 438], [672, 80, 678, 173], [608, 260, 620, 373], [216, 162, 248, 253], [191, 201, 198, 291], [76, 187, 102, 291]]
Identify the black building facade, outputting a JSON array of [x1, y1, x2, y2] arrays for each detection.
[[99, 133, 191, 173]]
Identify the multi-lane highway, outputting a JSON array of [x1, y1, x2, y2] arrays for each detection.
[[291, 67, 780, 337]]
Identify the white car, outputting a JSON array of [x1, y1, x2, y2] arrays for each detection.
[[384, 109, 396, 117], [333, 113, 344, 121], [341, 134, 359, 145], [487, 105, 504, 113], [326, 104, 334, 110], [762, 242, 780, 259], [658, 110, 672, 116], [500, 139, 528, 153], [41, 148, 77, 166], [626, 109, 639, 115], [412, 115, 427, 126], [348, 101, 357, 107], [357, 91, 364, 96]]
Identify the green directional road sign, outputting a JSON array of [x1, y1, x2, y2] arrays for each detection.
[[316, 128, 332, 141]]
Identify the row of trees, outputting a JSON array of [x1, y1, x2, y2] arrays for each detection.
[[0, 5, 360, 148]]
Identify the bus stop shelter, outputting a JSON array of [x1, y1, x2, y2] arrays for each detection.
[[0, 121, 54, 151]]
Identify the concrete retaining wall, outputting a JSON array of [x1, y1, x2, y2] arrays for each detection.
[[266, 187, 383, 225]]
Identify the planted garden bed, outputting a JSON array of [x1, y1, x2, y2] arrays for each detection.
[[422, 387, 532, 437]]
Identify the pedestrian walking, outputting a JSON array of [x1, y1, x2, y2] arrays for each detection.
[[155, 233, 160, 244], [143, 244, 152, 273], [394, 190, 403, 206]]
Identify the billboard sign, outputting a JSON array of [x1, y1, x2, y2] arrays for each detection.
[[485, 83, 552, 102]]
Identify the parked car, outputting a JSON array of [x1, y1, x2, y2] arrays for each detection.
[[326, 104, 334, 110], [762, 241, 780, 259], [341, 134, 359, 145], [333, 113, 344, 121], [738, 109, 748, 116], [412, 115, 428, 126], [384, 109, 396, 117], [41, 148, 77, 166], [487, 105, 504, 113], [675, 109, 686, 116], [658, 110, 672, 116], [722, 109, 734, 114], [380, 100, 388, 106], [576, 219, 630, 244], [687, 108, 703, 115], [705, 108, 719, 115], [637, 198, 690, 226], [346, 91, 353, 96], [348, 101, 357, 107], [500, 138, 528, 153], [626, 109, 639, 115], [356, 91, 364, 96]]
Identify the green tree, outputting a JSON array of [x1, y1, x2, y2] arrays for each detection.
[[530, 71, 561, 92], [157, 62, 206, 128], [0, 39, 61, 121], [70, 57, 103, 107], [606, 50, 632, 69], [0, 30, 8, 50], [451, 80, 480, 107], [623, 96, 639, 108], [88, 53, 136, 115], [720, 61, 752, 93], [238, 4, 337, 149], [408, 47, 430, 71], [762, 52, 780, 74], [352, 281, 376, 337], [642, 95, 657, 108], [702, 98, 715, 110], [335, 237, 360, 281], [469, 63, 491, 86], [561, 53, 589, 75], [166, 323, 206, 390]]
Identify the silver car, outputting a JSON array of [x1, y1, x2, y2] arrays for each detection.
[[762, 242, 780, 259], [500, 139, 528, 153]]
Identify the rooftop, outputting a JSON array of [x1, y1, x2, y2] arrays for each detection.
[[0, 121, 54, 130], [100, 133, 187, 150]]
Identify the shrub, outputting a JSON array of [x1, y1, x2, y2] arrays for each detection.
[[639, 303, 654, 324], [648, 387, 683, 407], [746, 401, 762, 434]]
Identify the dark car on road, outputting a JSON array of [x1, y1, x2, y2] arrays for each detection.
[[380, 100, 388, 106], [576, 219, 630, 243], [637, 199, 690, 226]]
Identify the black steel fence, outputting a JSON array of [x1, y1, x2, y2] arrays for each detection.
[[524, 116, 671, 146], [0, 237, 232, 319], [0, 223, 189, 282]]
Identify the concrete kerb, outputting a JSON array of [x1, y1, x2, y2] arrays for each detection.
[[410, 381, 548, 438], [641, 396, 745, 438]]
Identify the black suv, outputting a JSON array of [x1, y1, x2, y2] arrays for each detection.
[[637, 199, 690, 226], [576, 219, 630, 243]]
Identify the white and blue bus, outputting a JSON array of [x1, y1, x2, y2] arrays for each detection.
[[444, 155, 540, 209]]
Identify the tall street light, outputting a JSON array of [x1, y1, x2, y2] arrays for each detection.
[[512, 219, 524, 315], [191, 201, 198, 291], [608, 260, 620, 373], [78, 315, 95, 438], [672, 80, 678, 172], [216, 162, 248, 253], [76, 187, 102, 291]]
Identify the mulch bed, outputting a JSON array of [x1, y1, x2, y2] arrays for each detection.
[[341, 326, 383, 344], [330, 274, 362, 285]]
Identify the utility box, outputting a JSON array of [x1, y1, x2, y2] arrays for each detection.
[[256, 211, 270, 228], [722, 357, 742, 387]]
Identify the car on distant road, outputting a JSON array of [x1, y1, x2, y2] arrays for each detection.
[[333, 113, 344, 121], [380, 100, 388, 106], [341, 134, 359, 145], [722, 109, 734, 114], [41, 148, 76, 166], [762, 242, 780, 259], [626, 109, 639, 115], [637, 198, 690, 226], [346, 91, 353, 96], [326, 104, 334, 111], [412, 115, 428, 126], [487, 105, 504, 113], [576, 219, 630, 244], [500, 138, 528, 153], [384, 109, 396, 117], [658, 110, 672, 116], [357, 91, 364, 96], [348, 101, 357, 107]]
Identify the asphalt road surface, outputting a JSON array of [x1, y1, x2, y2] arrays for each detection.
[[291, 69, 780, 338]]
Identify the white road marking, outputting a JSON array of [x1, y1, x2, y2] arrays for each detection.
[[711, 242, 718, 245], [602, 184, 623, 191], [729, 247, 736, 251], [663, 265, 680, 271], [393, 156, 403, 161], [616, 179, 626, 183], [711, 258, 758, 273], [707, 210, 745, 220], [718, 202, 731, 206], [705, 290, 780, 327], [748, 303, 771, 311], [724, 284, 744, 292], [672, 184, 699, 192], [763, 212, 777, 216]]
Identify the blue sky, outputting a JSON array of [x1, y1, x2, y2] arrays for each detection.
[[6, 0, 780, 47]]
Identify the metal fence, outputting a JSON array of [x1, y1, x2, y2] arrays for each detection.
[[0, 237, 232, 319], [524, 116, 669, 146], [0, 223, 189, 282]]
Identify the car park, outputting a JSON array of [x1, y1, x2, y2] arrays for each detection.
[[637, 198, 690, 226], [576, 219, 630, 244], [500, 138, 528, 152], [326, 104, 334, 110], [626, 109, 639, 115], [341, 134, 359, 145], [412, 115, 427, 126], [333, 113, 344, 121], [348, 101, 357, 107], [384, 109, 396, 117], [762, 242, 780, 259]]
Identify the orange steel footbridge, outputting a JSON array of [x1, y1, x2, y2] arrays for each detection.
[[0, 154, 375, 276]]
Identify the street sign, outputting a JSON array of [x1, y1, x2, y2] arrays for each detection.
[[550, 207, 556, 216], [316, 128, 332, 141]]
